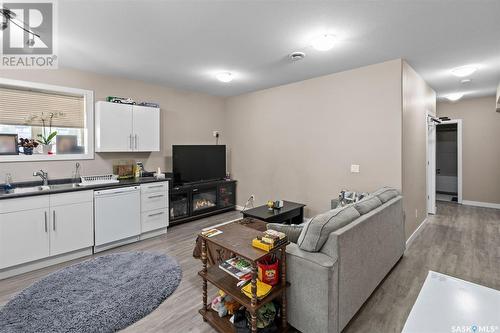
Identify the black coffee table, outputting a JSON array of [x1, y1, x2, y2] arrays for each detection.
[[241, 200, 306, 224]]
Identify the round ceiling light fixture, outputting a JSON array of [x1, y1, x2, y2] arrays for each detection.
[[215, 71, 233, 83], [289, 51, 306, 62], [451, 65, 477, 77], [311, 34, 336, 51], [445, 92, 464, 102]]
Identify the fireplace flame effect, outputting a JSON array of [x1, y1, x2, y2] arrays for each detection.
[[194, 198, 216, 210]]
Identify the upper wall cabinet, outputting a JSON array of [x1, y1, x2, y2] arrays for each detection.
[[95, 101, 160, 152]]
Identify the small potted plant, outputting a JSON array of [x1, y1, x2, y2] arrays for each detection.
[[26, 112, 64, 154], [18, 138, 39, 155]]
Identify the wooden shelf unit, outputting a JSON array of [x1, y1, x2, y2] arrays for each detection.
[[199, 222, 289, 333]]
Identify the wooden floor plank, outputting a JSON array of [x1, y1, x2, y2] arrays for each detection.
[[1, 203, 499, 333]]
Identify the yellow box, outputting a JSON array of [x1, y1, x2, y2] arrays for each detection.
[[252, 238, 273, 252]]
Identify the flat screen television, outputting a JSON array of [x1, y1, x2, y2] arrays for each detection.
[[173, 145, 226, 184]]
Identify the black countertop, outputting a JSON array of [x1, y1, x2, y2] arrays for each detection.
[[0, 177, 171, 200]]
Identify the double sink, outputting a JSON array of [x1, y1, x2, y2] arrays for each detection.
[[1, 181, 82, 196]]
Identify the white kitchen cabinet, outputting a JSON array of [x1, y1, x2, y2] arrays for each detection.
[[133, 105, 160, 151], [95, 101, 160, 152], [95, 102, 133, 152], [140, 182, 169, 234], [0, 191, 93, 272], [0, 208, 50, 269], [49, 191, 94, 256]]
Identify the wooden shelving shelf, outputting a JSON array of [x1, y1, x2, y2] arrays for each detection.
[[198, 266, 289, 312], [199, 222, 290, 333]]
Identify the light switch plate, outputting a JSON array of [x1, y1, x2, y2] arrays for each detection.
[[351, 164, 360, 173]]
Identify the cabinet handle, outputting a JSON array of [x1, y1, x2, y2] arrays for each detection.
[[135, 134, 138, 149], [53, 210, 56, 231], [148, 184, 164, 189], [129, 134, 133, 149], [44, 211, 48, 232], [148, 211, 165, 217], [148, 194, 164, 199], [193, 188, 198, 192]]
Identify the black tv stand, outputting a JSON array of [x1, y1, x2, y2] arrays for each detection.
[[169, 179, 237, 225]]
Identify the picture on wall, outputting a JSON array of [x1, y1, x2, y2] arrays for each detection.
[[0, 134, 19, 155]]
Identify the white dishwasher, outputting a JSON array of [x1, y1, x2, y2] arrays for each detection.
[[94, 186, 141, 252]]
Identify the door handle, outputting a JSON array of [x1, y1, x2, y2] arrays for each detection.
[[148, 211, 165, 217], [135, 134, 138, 149], [53, 210, 56, 231], [129, 134, 133, 149], [44, 211, 48, 232]]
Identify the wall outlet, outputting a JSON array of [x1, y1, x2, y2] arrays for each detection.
[[212, 130, 220, 138], [350, 164, 360, 173]]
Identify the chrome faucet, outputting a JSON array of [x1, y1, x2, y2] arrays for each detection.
[[33, 170, 49, 186]]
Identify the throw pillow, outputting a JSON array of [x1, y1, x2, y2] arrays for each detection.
[[266, 223, 304, 244], [353, 195, 383, 215], [372, 187, 400, 203], [297, 206, 360, 252]]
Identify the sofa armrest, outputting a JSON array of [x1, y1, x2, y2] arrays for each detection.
[[285, 243, 339, 333]]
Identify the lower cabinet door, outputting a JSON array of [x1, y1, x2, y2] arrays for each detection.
[[0, 208, 50, 269], [50, 202, 93, 256]]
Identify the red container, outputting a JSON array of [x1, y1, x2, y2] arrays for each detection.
[[258, 259, 279, 286]]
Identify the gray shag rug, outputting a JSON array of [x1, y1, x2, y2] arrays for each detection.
[[0, 252, 182, 333]]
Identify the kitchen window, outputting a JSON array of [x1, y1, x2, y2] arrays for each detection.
[[0, 78, 94, 162]]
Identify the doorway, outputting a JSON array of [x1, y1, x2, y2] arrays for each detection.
[[435, 120, 462, 204]]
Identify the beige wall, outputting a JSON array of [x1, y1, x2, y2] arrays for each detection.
[[402, 62, 436, 239], [437, 96, 500, 204], [225, 59, 403, 216], [0, 68, 226, 182]]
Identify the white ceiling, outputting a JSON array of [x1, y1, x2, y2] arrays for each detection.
[[58, 1, 500, 98]]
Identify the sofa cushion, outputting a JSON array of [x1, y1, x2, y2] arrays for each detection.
[[371, 187, 400, 203], [297, 206, 360, 252], [353, 195, 382, 215], [267, 223, 304, 243]]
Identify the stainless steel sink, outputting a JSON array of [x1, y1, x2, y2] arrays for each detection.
[[11, 186, 51, 194]]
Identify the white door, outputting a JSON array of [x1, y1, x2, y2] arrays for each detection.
[[0, 209, 50, 269], [94, 187, 141, 246], [427, 115, 437, 214], [96, 102, 133, 152], [50, 202, 94, 256], [133, 106, 160, 152]]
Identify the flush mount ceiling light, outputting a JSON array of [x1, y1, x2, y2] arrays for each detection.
[[460, 78, 472, 84], [215, 72, 233, 83], [451, 65, 478, 77], [445, 92, 464, 102], [311, 34, 336, 51]]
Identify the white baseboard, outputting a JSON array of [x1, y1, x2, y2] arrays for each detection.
[[406, 217, 429, 249], [462, 200, 500, 210], [0, 247, 92, 280]]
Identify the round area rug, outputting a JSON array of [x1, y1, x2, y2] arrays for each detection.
[[0, 252, 182, 333]]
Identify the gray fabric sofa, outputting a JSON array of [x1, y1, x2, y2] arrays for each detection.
[[269, 189, 405, 333]]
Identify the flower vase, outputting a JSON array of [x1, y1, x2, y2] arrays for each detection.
[[42, 144, 53, 155]]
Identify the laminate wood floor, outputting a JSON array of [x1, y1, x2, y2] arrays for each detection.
[[1, 203, 499, 333]]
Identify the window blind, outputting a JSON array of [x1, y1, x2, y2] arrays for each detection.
[[0, 87, 85, 128]]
